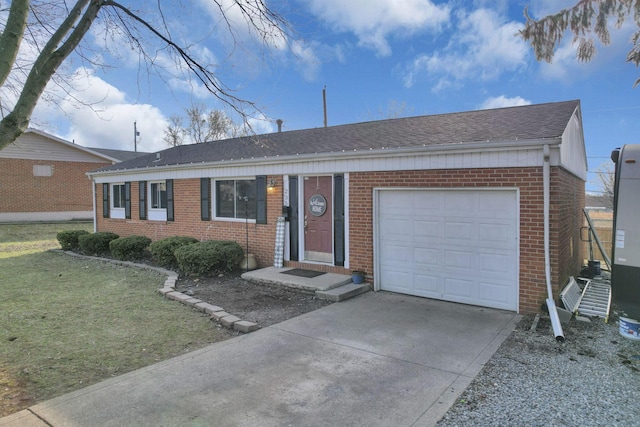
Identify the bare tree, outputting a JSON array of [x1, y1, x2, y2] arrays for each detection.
[[0, 0, 290, 150], [597, 162, 615, 209], [520, 0, 640, 86], [186, 105, 231, 143], [163, 115, 186, 147], [165, 104, 247, 146], [366, 100, 414, 121]]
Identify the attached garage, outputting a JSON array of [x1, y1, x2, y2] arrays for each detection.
[[374, 188, 519, 311]]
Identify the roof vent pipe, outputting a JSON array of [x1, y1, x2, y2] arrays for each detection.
[[276, 119, 283, 133]]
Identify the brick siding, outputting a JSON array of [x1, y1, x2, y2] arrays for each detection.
[[0, 158, 109, 213]]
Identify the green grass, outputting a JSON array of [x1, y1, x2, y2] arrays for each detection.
[[0, 223, 229, 415], [0, 222, 93, 257]]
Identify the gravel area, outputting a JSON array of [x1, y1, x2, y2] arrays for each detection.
[[438, 310, 640, 426]]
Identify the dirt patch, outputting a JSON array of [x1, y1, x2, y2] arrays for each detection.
[[0, 366, 33, 417], [177, 271, 333, 329]]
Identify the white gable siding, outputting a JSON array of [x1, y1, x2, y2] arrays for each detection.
[[559, 110, 588, 181], [92, 146, 544, 183], [0, 132, 110, 163]]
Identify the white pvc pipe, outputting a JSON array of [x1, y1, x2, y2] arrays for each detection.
[[547, 299, 565, 342], [543, 144, 565, 342]]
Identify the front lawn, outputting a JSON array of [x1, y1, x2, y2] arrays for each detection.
[[0, 223, 230, 416]]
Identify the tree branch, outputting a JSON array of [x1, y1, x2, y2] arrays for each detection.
[[520, 0, 640, 86], [104, 0, 254, 116]]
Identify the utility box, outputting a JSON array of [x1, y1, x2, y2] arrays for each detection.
[[611, 144, 640, 319]]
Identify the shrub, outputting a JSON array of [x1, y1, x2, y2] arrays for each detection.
[[149, 236, 199, 268], [78, 232, 119, 256], [57, 229, 90, 251], [174, 240, 243, 276], [109, 236, 152, 261]]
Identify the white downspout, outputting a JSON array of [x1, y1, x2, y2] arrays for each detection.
[[91, 179, 97, 233], [544, 144, 564, 342]]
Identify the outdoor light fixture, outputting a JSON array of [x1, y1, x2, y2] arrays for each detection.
[[267, 178, 277, 191]]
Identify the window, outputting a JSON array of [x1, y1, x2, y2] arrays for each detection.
[[108, 182, 130, 219], [112, 184, 126, 208], [147, 180, 173, 222], [215, 179, 256, 220], [151, 182, 167, 209]]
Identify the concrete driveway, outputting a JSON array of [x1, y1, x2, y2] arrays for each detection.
[[1, 292, 519, 427]]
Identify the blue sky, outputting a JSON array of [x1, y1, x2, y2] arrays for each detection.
[[26, 0, 640, 194]]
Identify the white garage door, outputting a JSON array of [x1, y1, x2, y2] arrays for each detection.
[[375, 189, 518, 311]]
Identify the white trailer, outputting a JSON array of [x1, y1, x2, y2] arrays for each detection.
[[611, 144, 640, 319]]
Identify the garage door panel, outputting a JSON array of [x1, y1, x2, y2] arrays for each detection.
[[444, 249, 474, 270], [478, 280, 514, 306], [478, 252, 513, 274], [414, 220, 441, 238], [413, 247, 441, 267], [445, 221, 474, 241], [380, 269, 412, 292], [414, 192, 444, 211], [381, 244, 412, 264], [444, 277, 476, 300], [478, 192, 516, 217], [413, 273, 442, 297], [478, 221, 512, 239], [381, 218, 413, 238], [445, 192, 474, 212], [378, 189, 518, 311]]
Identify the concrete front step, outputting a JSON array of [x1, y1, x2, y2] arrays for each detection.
[[316, 283, 370, 302]]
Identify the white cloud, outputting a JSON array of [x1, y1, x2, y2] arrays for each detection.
[[196, 0, 289, 50], [32, 68, 168, 152], [306, 0, 450, 57], [479, 95, 531, 110], [526, 0, 578, 19], [248, 113, 277, 135], [291, 40, 321, 81], [402, 8, 527, 90]]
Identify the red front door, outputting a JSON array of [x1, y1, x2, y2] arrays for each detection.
[[304, 176, 333, 262]]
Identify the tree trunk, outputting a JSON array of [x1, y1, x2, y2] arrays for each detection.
[[0, 0, 29, 87]]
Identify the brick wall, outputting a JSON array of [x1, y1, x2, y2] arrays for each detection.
[[0, 158, 108, 213], [552, 168, 586, 291]]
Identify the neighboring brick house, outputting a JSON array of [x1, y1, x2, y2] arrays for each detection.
[[88, 100, 587, 313], [0, 129, 142, 222]]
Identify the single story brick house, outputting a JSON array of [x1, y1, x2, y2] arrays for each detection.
[[0, 129, 143, 222], [88, 100, 587, 313]]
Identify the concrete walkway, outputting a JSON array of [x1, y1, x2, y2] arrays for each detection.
[[1, 292, 519, 427]]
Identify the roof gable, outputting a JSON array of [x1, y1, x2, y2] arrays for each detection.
[[0, 129, 120, 163]]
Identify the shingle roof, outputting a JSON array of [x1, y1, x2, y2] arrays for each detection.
[[92, 100, 579, 174], [87, 147, 150, 162]]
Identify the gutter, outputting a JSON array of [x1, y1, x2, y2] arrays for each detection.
[[543, 143, 565, 342]]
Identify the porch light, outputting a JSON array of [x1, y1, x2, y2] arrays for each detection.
[[267, 178, 277, 191]]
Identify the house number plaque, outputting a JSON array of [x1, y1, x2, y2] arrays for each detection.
[[308, 194, 327, 216]]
